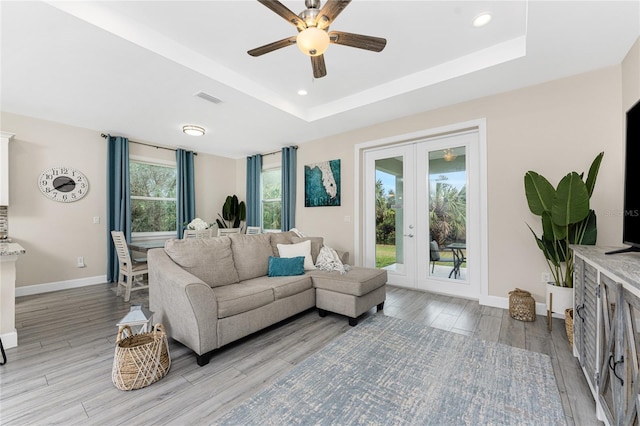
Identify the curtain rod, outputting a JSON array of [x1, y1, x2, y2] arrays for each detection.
[[101, 133, 198, 155], [261, 145, 298, 157]]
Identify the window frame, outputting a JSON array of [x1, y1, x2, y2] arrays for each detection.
[[130, 155, 177, 242]]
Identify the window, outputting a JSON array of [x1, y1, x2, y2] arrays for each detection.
[[130, 160, 177, 234], [261, 167, 281, 231]]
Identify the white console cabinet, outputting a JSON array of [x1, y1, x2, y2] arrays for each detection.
[[572, 245, 640, 425], [0, 132, 14, 205]]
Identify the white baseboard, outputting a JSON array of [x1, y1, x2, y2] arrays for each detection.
[[15, 275, 108, 297], [480, 294, 551, 317], [1, 329, 18, 349]]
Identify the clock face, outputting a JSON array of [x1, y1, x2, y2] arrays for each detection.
[[38, 167, 89, 203]]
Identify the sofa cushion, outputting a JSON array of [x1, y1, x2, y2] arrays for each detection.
[[291, 236, 324, 264], [164, 237, 239, 287], [229, 233, 273, 281], [211, 283, 274, 318], [277, 240, 316, 271], [268, 256, 305, 277], [244, 274, 313, 300], [269, 231, 298, 256], [310, 267, 387, 296]]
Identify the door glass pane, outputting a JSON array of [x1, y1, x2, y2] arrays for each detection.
[[428, 147, 466, 280], [375, 157, 404, 273]]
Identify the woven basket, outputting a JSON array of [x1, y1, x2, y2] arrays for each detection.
[[508, 288, 536, 322], [112, 323, 171, 391], [565, 308, 574, 347]]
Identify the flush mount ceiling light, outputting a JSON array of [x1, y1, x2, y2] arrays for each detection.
[[297, 89, 308, 96], [182, 125, 205, 136], [473, 12, 492, 27]]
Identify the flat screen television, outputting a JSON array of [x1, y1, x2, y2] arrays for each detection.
[[607, 99, 640, 254]]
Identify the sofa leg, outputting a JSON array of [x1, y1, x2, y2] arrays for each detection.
[[348, 317, 358, 327], [318, 308, 328, 317], [196, 353, 210, 367], [377, 302, 385, 311]]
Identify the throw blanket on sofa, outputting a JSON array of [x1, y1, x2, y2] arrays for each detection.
[[316, 246, 350, 274]]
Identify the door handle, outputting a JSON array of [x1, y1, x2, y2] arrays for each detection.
[[404, 234, 414, 238]]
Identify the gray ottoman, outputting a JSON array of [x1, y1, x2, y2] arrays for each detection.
[[311, 267, 387, 326]]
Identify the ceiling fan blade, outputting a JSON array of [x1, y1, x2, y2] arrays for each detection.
[[248, 36, 297, 57], [311, 55, 327, 78], [258, 0, 307, 31], [329, 31, 386, 52], [316, 0, 351, 29]]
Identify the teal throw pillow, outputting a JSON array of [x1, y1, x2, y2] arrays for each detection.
[[268, 256, 305, 277]]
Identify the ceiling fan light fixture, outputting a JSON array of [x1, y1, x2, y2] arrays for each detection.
[[296, 27, 330, 56], [182, 125, 205, 136]]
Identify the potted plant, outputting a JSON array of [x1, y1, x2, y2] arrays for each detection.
[[524, 152, 604, 321], [216, 195, 246, 231]]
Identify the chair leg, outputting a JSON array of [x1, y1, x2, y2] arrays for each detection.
[[124, 275, 132, 302], [116, 273, 124, 296]]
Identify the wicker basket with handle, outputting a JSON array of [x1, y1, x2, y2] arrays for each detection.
[[112, 323, 171, 391], [508, 288, 536, 322]]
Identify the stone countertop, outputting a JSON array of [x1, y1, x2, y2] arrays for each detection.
[[0, 242, 26, 256], [572, 245, 640, 290]]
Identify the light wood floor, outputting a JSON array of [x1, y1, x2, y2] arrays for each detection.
[[1, 284, 600, 425]]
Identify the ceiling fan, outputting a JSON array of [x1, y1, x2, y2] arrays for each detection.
[[248, 0, 387, 78]]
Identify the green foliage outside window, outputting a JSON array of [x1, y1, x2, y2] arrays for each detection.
[[262, 168, 281, 230], [130, 161, 177, 233], [429, 181, 466, 247], [375, 179, 396, 245]]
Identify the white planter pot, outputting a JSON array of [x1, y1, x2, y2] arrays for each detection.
[[546, 283, 573, 316]]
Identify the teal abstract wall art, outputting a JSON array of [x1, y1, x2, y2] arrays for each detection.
[[304, 159, 341, 207]]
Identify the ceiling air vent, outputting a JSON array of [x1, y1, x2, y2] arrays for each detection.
[[195, 91, 222, 104]]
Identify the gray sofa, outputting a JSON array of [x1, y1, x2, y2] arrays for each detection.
[[148, 231, 387, 366]]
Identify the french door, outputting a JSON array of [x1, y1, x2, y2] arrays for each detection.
[[363, 130, 481, 299]]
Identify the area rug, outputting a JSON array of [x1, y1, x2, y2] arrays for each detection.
[[217, 315, 565, 425]]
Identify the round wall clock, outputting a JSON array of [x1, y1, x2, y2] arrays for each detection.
[[38, 166, 89, 203]]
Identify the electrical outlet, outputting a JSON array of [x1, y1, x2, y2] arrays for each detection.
[[77, 256, 85, 268], [93, 216, 100, 224], [541, 272, 551, 283]]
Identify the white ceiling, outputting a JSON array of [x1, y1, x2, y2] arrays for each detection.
[[1, 1, 639, 158]]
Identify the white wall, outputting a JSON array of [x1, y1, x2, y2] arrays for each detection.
[[2, 112, 237, 288], [622, 37, 640, 111], [292, 65, 627, 304]]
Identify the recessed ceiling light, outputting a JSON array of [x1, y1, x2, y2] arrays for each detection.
[[298, 89, 308, 96], [473, 12, 492, 27], [182, 125, 205, 136]]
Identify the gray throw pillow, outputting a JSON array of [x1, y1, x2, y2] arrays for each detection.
[[291, 236, 324, 264], [269, 231, 298, 257], [229, 233, 274, 281], [164, 237, 239, 287]]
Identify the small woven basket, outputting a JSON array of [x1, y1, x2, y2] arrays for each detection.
[[565, 308, 574, 347], [508, 288, 536, 322], [112, 323, 171, 391]]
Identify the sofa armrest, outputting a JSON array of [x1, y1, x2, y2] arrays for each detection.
[[148, 248, 219, 355], [336, 250, 350, 265]]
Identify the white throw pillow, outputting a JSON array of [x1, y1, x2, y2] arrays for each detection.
[[277, 240, 316, 271]]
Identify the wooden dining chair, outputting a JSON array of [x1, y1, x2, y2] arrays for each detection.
[[183, 229, 213, 239], [111, 231, 149, 302], [245, 226, 261, 235], [217, 228, 241, 237]]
